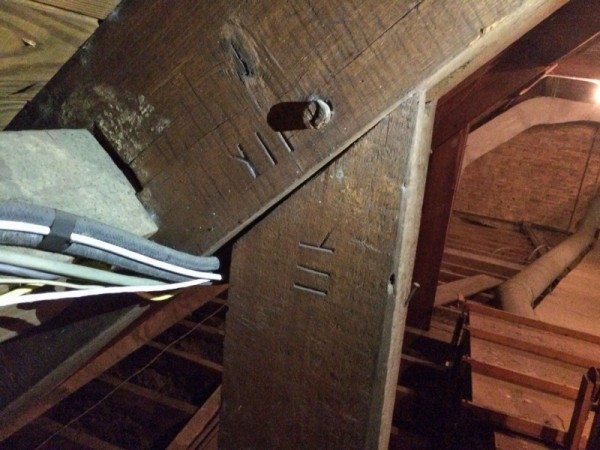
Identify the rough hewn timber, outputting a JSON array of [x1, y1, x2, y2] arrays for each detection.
[[221, 93, 432, 449], [2, 0, 565, 442], [9, 0, 563, 255]]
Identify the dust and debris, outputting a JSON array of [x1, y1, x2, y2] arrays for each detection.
[[60, 84, 170, 164]]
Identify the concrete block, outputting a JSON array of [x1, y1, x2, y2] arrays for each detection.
[[0, 129, 157, 236]]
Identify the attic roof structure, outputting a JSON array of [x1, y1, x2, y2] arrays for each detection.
[[1, 1, 600, 449]]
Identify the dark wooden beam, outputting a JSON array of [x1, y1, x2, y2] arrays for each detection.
[[433, 0, 600, 148], [407, 128, 468, 329], [1, 0, 563, 442], [221, 93, 431, 449], [7, 0, 561, 256]]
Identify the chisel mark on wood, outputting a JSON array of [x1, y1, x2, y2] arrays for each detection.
[[255, 131, 277, 165], [278, 131, 295, 152], [233, 144, 259, 178], [293, 283, 328, 297], [299, 240, 335, 254], [297, 264, 331, 278]]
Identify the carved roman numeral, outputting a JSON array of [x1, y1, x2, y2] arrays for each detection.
[[294, 234, 334, 297], [232, 130, 288, 179], [233, 144, 259, 178]]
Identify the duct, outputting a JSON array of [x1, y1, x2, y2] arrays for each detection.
[[498, 192, 600, 318]]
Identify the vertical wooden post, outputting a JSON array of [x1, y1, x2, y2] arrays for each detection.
[[221, 92, 434, 449], [407, 127, 469, 329], [566, 368, 599, 450]]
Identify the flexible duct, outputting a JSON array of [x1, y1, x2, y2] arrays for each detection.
[[0, 202, 219, 282], [498, 192, 600, 318]]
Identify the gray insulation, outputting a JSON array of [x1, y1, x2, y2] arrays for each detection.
[[0, 202, 219, 282]]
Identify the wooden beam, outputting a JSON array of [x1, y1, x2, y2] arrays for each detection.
[[465, 401, 567, 445], [465, 356, 579, 400], [433, 0, 600, 148], [98, 374, 198, 415], [167, 387, 221, 450], [467, 302, 600, 345], [587, 404, 600, 450], [8, 0, 563, 256], [146, 341, 223, 373], [2, 0, 565, 443], [434, 274, 502, 306], [467, 326, 600, 369], [407, 128, 469, 329], [221, 93, 433, 449], [565, 368, 599, 450], [0, 284, 226, 441], [36, 417, 125, 450], [470, 338, 586, 397], [0, 294, 142, 431]]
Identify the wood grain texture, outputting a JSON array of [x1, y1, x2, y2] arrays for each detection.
[[469, 314, 600, 368], [408, 128, 468, 328], [495, 432, 553, 450], [435, 274, 502, 306], [221, 93, 431, 449], [470, 339, 584, 396], [0, 0, 97, 129], [32, 0, 120, 19], [8, 0, 562, 255], [472, 373, 574, 433], [0, 0, 565, 442]]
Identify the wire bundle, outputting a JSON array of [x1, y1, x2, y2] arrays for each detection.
[[0, 202, 221, 306]]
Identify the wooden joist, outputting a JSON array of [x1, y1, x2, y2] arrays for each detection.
[[465, 400, 567, 445], [36, 417, 125, 450], [8, 0, 563, 256], [466, 302, 600, 446], [0, 284, 227, 441], [494, 431, 553, 450], [97, 374, 198, 415], [167, 387, 221, 450], [435, 274, 502, 306], [147, 341, 223, 374]]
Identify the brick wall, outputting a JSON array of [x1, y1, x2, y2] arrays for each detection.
[[454, 122, 600, 231]]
